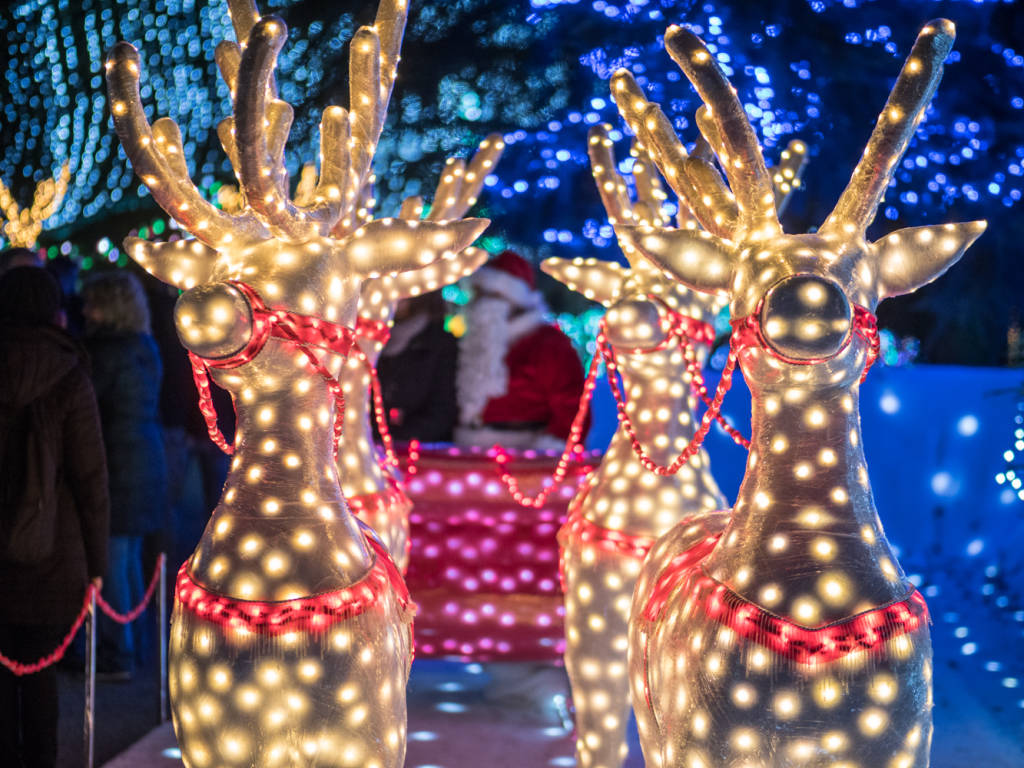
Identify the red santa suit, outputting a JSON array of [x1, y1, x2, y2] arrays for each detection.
[[455, 251, 587, 450]]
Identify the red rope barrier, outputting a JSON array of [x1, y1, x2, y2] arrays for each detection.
[[95, 554, 166, 625], [0, 589, 94, 677], [0, 555, 166, 677]]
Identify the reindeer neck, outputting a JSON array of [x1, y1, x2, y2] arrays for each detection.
[[705, 382, 909, 626], [587, 346, 724, 536], [336, 336, 389, 497], [190, 368, 372, 601]]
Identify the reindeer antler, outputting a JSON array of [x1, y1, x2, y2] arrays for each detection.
[[421, 134, 504, 222], [109, 0, 408, 248], [106, 43, 267, 249], [611, 71, 735, 239], [340, 0, 408, 233], [821, 20, 955, 237], [234, 19, 352, 241], [588, 125, 669, 231], [664, 26, 780, 240], [0, 163, 71, 248]]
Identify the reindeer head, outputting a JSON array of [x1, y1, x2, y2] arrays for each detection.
[[543, 122, 805, 356], [106, 0, 488, 396], [0, 163, 70, 249], [614, 20, 984, 392]]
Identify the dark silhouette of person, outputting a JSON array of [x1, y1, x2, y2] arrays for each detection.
[[0, 265, 109, 768]]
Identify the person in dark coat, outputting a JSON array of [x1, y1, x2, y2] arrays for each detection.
[[82, 270, 167, 679], [0, 266, 109, 768], [377, 291, 459, 443]]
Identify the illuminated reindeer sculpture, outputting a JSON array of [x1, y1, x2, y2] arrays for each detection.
[[105, 2, 487, 765], [0, 162, 70, 248], [335, 136, 503, 572], [617, 21, 985, 767], [541, 124, 804, 768]]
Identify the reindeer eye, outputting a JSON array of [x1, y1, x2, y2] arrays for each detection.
[[174, 283, 254, 360], [759, 275, 851, 361]]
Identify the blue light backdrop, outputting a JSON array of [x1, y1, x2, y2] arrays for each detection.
[[2, 0, 1022, 361]]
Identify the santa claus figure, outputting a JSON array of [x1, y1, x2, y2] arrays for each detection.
[[455, 250, 586, 451]]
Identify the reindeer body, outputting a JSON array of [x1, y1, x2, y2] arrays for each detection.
[[542, 123, 806, 768], [106, 3, 487, 765], [170, 330, 415, 768], [337, 139, 503, 573], [613, 20, 985, 767], [557, 287, 727, 768], [336, 305, 415, 571]]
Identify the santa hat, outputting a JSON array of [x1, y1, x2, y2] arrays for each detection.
[[470, 250, 540, 309]]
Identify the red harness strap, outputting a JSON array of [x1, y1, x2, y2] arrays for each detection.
[[189, 282, 356, 459], [731, 302, 881, 383], [346, 483, 414, 567], [175, 532, 414, 636], [558, 480, 657, 559]]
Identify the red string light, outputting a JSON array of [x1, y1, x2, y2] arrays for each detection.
[[175, 532, 414, 635], [600, 325, 745, 476], [493, 351, 603, 508], [354, 343, 401, 472], [606, 304, 883, 475], [355, 315, 392, 345], [350, 302, 879, 503]]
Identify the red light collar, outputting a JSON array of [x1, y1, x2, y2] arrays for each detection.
[[176, 529, 414, 635]]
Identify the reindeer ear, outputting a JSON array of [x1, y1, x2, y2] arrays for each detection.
[[381, 245, 491, 300], [541, 257, 625, 308], [615, 225, 734, 297], [124, 237, 220, 290], [872, 221, 986, 299], [344, 217, 490, 278]]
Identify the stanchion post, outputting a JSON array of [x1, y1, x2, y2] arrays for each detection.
[[158, 554, 168, 723], [83, 589, 96, 768]]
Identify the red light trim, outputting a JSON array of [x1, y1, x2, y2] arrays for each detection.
[[600, 325, 747, 476], [493, 350, 602, 508], [355, 315, 392, 345], [559, 483, 656, 558], [611, 299, 717, 355], [642, 547, 928, 665], [176, 531, 414, 635]]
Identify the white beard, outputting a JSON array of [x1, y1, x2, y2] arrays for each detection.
[[457, 297, 513, 427]]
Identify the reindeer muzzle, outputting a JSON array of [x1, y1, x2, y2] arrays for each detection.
[[757, 274, 853, 363]]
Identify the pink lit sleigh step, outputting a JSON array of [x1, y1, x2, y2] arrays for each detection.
[[400, 444, 595, 660]]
